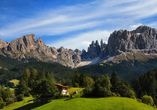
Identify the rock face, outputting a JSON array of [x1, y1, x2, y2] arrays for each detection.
[[0, 39, 8, 48], [0, 34, 81, 68], [1, 25, 157, 68], [107, 26, 157, 56], [81, 40, 102, 60]]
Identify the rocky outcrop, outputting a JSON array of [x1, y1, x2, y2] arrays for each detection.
[[107, 26, 157, 56], [0, 34, 82, 68], [1, 25, 157, 68], [0, 39, 8, 48]]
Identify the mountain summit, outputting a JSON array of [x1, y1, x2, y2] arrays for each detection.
[[0, 26, 157, 68]]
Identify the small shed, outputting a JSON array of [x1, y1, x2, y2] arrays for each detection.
[[53, 83, 69, 95]]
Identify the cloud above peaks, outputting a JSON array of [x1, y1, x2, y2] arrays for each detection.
[[49, 30, 111, 51], [0, 0, 157, 50]]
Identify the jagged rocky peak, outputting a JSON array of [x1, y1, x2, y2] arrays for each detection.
[[107, 26, 157, 56], [81, 39, 107, 60], [6, 34, 38, 52], [134, 25, 157, 34], [0, 39, 8, 48], [87, 40, 101, 59], [36, 37, 45, 46], [57, 46, 65, 52], [100, 39, 107, 50], [23, 34, 36, 47]]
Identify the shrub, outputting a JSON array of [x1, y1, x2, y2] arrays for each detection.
[[6, 98, 14, 105], [137, 99, 142, 102], [74, 83, 79, 87], [141, 95, 154, 106], [0, 102, 5, 109], [116, 93, 121, 97], [127, 89, 136, 99], [112, 92, 117, 97], [0, 98, 5, 109], [16, 94, 24, 101], [24, 91, 30, 97]]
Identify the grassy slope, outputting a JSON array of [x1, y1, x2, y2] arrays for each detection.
[[34, 97, 156, 110], [69, 87, 83, 94], [9, 79, 19, 86], [3, 97, 156, 110], [2, 97, 33, 110]]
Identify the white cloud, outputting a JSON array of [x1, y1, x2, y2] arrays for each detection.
[[49, 30, 111, 51], [129, 23, 143, 30], [1, 0, 157, 49]]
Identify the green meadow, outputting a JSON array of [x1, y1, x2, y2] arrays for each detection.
[[2, 97, 156, 110], [9, 79, 20, 86]]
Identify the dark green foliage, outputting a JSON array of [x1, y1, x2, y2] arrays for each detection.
[[92, 74, 112, 97], [10, 61, 75, 81], [83, 76, 94, 96], [110, 71, 120, 93], [0, 101, 5, 109], [6, 97, 14, 105], [0, 55, 22, 69], [141, 95, 154, 105], [31, 80, 58, 101], [76, 60, 157, 83], [15, 78, 29, 97], [16, 94, 24, 101], [131, 69, 157, 105], [16, 68, 58, 101], [72, 71, 92, 88], [82, 72, 135, 99], [0, 68, 18, 88], [0, 86, 11, 102]]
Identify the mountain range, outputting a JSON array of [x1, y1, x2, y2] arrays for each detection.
[[1, 25, 157, 69]]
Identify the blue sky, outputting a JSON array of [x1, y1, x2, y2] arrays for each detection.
[[0, 0, 157, 51]]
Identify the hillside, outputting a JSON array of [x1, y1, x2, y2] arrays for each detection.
[[0, 55, 22, 69], [76, 59, 157, 83], [10, 61, 75, 81], [2, 97, 156, 110]]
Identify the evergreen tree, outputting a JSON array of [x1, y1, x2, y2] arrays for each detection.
[[61, 78, 66, 85], [31, 79, 58, 101], [72, 71, 80, 87], [110, 71, 120, 93]]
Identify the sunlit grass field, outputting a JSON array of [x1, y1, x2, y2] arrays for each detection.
[[2, 97, 156, 110], [9, 79, 20, 86], [2, 87, 156, 110]]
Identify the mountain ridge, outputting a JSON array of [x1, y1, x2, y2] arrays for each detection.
[[1, 25, 157, 68]]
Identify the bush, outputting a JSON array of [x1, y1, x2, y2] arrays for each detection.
[[74, 83, 79, 87], [141, 95, 154, 106], [137, 99, 142, 102], [127, 89, 136, 99], [16, 94, 24, 101], [0, 102, 5, 109], [116, 93, 121, 97], [0, 97, 5, 109], [112, 92, 117, 97], [24, 91, 30, 97], [6, 98, 14, 105]]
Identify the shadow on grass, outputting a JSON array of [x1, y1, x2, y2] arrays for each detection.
[[13, 101, 49, 110]]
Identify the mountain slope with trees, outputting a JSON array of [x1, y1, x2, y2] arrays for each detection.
[[76, 59, 157, 83]]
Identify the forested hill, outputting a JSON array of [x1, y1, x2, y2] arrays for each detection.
[[10, 61, 75, 81], [0, 55, 22, 69], [76, 59, 157, 83]]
